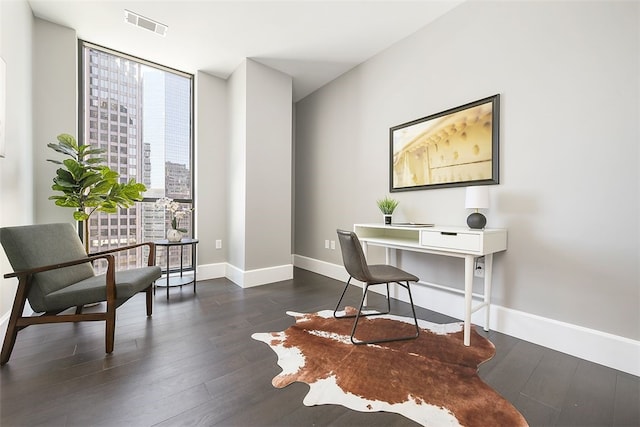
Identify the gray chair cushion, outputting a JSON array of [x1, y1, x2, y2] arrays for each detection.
[[367, 265, 419, 285], [44, 266, 161, 311], [337, 229, 419, 284], [0, 223, 95, 312]]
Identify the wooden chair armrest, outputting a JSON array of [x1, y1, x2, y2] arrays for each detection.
[[3, 253, 115, 279], [90, 241, 157, 267]]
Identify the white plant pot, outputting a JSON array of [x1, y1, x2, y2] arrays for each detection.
[[167, 229, 183, 242], [383, 214, 392, 225]]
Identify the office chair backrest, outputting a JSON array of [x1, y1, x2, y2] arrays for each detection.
[[0, 223, 95, 312], [336, 229, 372, 283]]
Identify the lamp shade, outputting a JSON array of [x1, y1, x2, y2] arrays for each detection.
[[465, 186, 490, 210]]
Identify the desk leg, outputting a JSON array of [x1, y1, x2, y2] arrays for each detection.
[[483, 253, 493, 332], [362, 241, 368, 307], [464, 255, 474, 346], [385, 247, 392, 304]]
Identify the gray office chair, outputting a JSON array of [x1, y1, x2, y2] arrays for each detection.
[[335, 229, 420, 345], [0, 223, 162, 365]]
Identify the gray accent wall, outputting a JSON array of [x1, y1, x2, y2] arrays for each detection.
[[294, 1, 639, 341]]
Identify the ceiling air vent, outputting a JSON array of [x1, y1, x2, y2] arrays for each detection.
[[124, 10, 167, 37]]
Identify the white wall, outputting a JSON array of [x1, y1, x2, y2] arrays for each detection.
[[0, 0, 34, 322], [195, 71, 228, 267], [33, 18, 77, 225], [227, 61, 248, 271], [0, 9, 295, 301], [226, 59, 294, 286], [245, 60, 293, 271], [0, 15, 238, 323], [294, 0, 639, 358]]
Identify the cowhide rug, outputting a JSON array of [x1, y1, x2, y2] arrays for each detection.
[[251, 309, 528, 427]]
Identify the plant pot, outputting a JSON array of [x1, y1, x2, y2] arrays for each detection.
[[167, 229, 183, 242], [383, 214, 392, 225]]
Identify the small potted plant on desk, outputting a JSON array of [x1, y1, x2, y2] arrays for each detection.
[[376, 196, 399, 225]]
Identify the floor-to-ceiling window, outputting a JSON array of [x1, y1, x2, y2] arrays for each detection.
[[80, 41, 194, 272]]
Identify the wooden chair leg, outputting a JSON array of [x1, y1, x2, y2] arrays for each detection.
[[105, 306, 116, 354], [1, 317, 20, 365], [1, 277, 30, 365], [145, 286, 153, 317]]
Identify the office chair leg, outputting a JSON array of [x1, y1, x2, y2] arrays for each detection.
[[405, 281, 420, 339], [350, 280, 419, 345], [333, 278, 353, 318], [334, 278, 391, 319], [349, 284, 369, 344]]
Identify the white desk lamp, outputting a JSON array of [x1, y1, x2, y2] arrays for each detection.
[[465, 186, 489, 229]]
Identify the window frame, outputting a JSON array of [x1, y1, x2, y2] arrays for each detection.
[[78, 40, 196, 273]]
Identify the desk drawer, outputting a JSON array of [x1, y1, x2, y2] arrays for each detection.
[[420, 230, 480, 252]]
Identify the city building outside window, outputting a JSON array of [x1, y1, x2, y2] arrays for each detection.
[[80, 41, 194, 273]]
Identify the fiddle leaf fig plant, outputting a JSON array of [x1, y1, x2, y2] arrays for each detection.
[[47, 133, 146, 251]]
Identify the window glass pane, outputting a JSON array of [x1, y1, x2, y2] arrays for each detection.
[[81, 43, 193, 271]]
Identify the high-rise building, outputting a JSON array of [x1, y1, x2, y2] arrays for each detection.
[[83, 48, 145, 270], [82, 46, 193, 272], [140, 69, 193, 245]]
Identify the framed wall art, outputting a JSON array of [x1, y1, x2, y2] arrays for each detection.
[[390, 94, 500, 192]]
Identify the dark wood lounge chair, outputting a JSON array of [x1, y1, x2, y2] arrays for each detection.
[[0, 223, 161, 365]]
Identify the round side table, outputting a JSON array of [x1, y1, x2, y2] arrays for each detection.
[[154, 238, 199, 300]]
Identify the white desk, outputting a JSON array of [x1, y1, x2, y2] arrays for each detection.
[[353, 223, 507, 346]]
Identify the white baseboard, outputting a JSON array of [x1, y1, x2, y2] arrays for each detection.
[[294, 254, 346, 282], [198, 262, 294, 288], [491, 305, 640, 377], [239, 263, 293, 288], [292, 255, 640, 377], [197, 262, 227, 280], [0, 310, 9, 341]]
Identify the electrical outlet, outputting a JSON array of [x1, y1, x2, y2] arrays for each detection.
[[474, 259, 485, 278], [215, 239, 222, 249], [324, 240, 330, 249], [330, 240, 336, 250]]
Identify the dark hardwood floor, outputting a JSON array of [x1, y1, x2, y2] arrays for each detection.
[[1, 268, 638, 426]]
